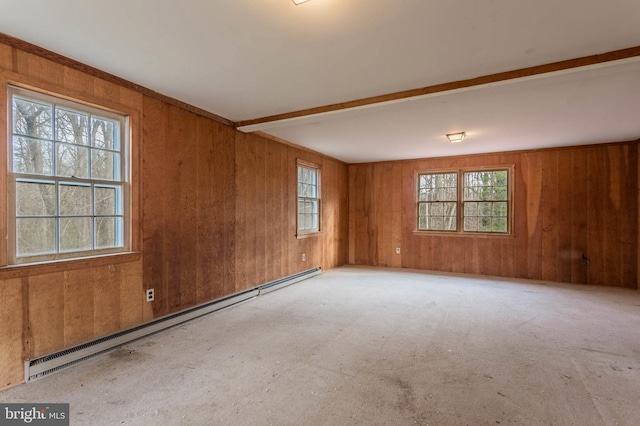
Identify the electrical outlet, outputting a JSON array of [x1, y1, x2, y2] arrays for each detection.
[[146, 288, 154, 302], [396, 247, 401, 254], [302, 253, 306, 261]]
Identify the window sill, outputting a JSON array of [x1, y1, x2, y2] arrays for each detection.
[[0, 252, 142, 280], [412, 230, 515, 239], [296, 231, 322, 240]]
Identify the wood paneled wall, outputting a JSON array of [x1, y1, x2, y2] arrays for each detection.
[[349, 142, 638, 288], [0, 40, 349, 390]]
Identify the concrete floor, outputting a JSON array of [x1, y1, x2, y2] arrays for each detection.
[[3, 266, 640, 425]]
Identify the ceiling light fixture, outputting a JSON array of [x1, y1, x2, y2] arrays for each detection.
[[446, 132, 466, 143], [292, 0, 311, 4]]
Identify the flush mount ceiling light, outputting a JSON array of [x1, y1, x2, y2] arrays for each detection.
[[292, 0, 312, 4], [446, 132, 466, 143]]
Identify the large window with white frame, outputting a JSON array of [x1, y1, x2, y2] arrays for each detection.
[[417, 168, 510, 234], [297, 160, 320, 235], [8, 86, 128, 263]]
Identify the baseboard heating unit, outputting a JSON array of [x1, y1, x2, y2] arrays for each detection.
[[25, 267, 322, 382]]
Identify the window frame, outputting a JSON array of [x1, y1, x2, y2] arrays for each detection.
[[7, 85, 130, 264], [415, 166, 513, 236], [296, 159, 321, 237]]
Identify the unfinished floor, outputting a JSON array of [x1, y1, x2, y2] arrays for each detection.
[[3, 266, 640, 425]]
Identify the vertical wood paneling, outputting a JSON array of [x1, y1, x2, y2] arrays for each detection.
[[0, 278, 23, 390], [28, 273, 65, 357], [142, 96, 168, 314], [605, 146, 622, 286], [571, 148, 589, 283], [217, 124, 237, 298], [541, 151, 559, 281], [177, 107, 198, 308], [322, 158, 349, 270], [587, 148, 606, 285], [556, 150, 573, 283], [93, 265, 122, 337], [0, 44, 12, 70], [63, 270, 95, 347], [120, 263, 144, 329], [195, 117, 215, 303], [349, 142, 638, 287], [14, 50, 64, 86], [525, 153, 544, 280]]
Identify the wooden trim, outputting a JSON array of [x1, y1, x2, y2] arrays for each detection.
[[0, 32, 235, 127], [0, 74, 7, 266], [238, 45, 640, 128], [0, 251, 141, 280]]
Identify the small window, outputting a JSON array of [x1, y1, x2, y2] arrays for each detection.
[[417, 168, 510, 234], [8, 86, 128, 263], [297, 160, 320, 235]]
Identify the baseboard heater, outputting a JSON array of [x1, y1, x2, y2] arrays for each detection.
[[25, 266, 322, 383]]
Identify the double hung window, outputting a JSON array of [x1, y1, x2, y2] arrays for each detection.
[[8, 86, 128, 263], [297, 160, 320, 235]]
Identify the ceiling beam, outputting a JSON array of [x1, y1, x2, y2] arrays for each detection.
[[237, 45, 640, 129], [0, 32, 236, 128]]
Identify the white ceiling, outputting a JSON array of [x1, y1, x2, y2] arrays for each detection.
[[1, 0, 639, 162]]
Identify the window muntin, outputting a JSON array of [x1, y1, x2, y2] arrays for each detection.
[[297, 161, 320, 234], [417, 168, 510, 234], [9, 86, 127, 263]]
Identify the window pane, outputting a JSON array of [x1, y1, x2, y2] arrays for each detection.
[[311, 213, 318, 230], [464, 202, 478, 217], [478, 217, 492, 232], [13, 137, 53, 175], [431, 203, 443, 216], [493, 186, 508, 201], [418, 203, 426, 215], [95, 186, 121, 215], [493, 217, 507, 233], [418, 216, 427, 230], [60, 184, 91, 216], [92, 150, 118, 180], [493, 202, 507, 217], [430, 217, 444, 230], [304, 213, 312, 229], [56, 144, 89, 178], [311, 200, 319, 214], [493, 171, 508, 186], [464, 187, 479, 201], [478, 202, 492, 216], [16, 181, 56, 216], [17, 218, 55, 255], [56, 108, 88, 145], [13, 97, 52, 139], [443, 187, 457, 201], [92, 117, 118, 150], [95, 217, 123, 249], [60, 217, 92, 252], [464, 217, 478, 232]]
